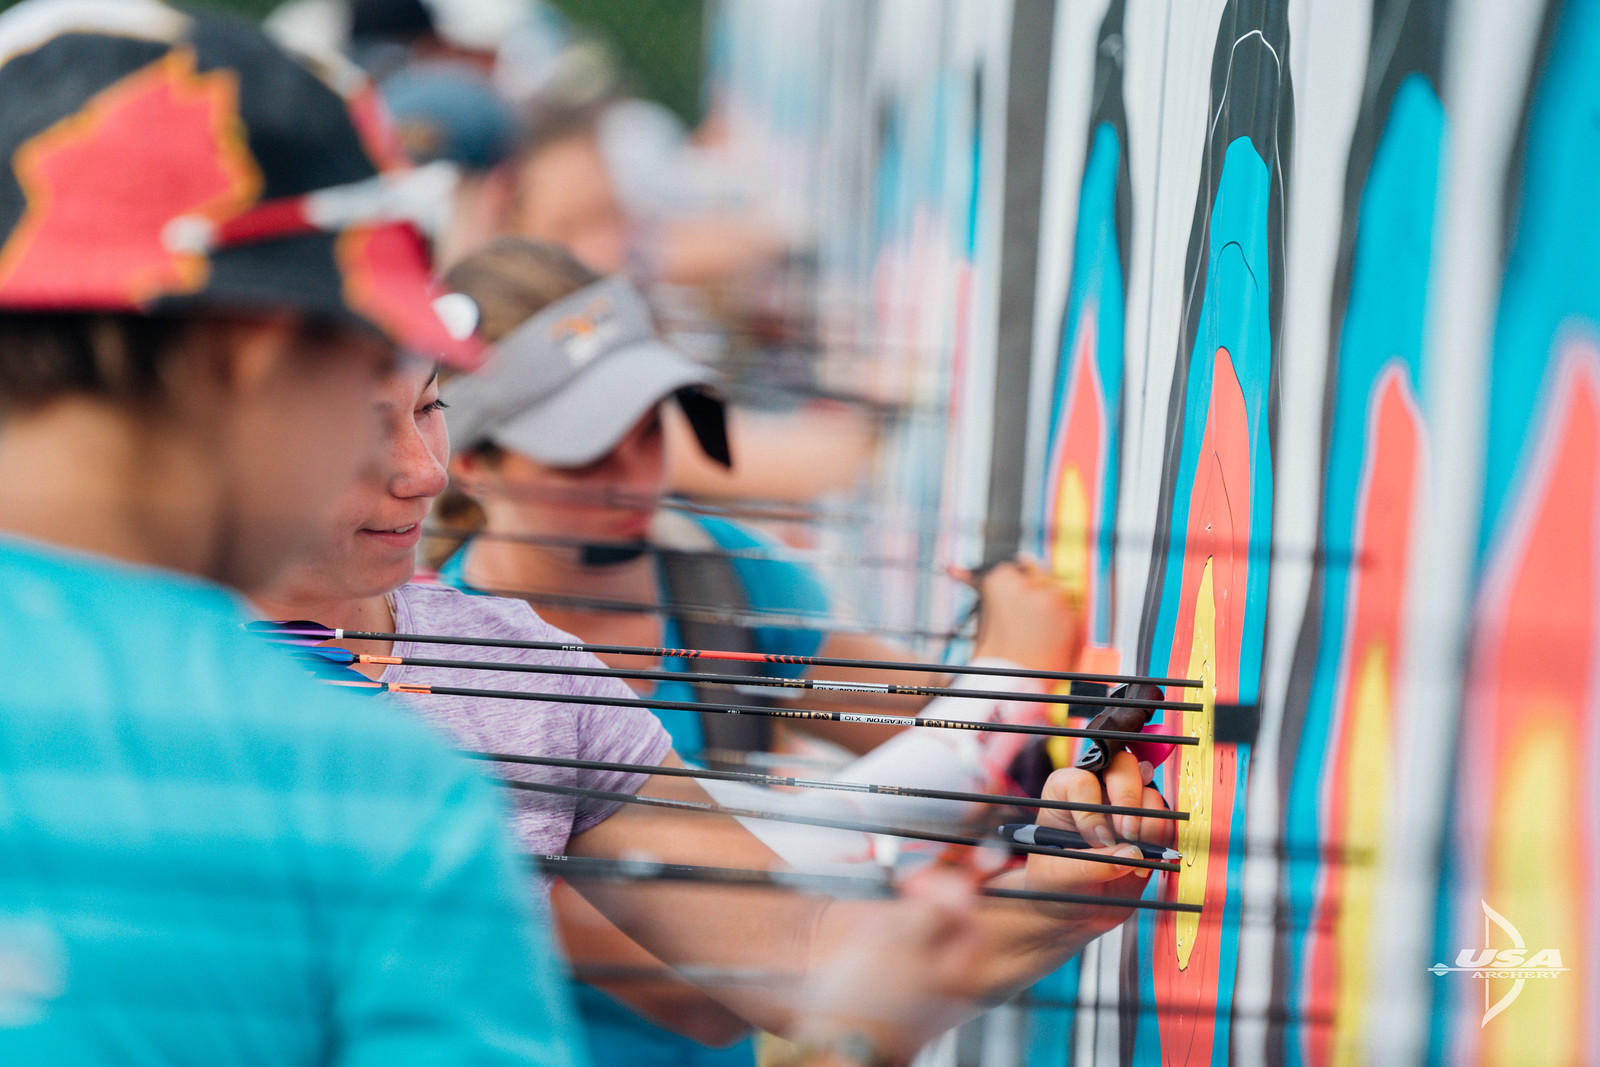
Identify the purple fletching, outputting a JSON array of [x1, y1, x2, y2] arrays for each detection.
[[244, 619, 338, 647]]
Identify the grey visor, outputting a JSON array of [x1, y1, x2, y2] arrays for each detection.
[[443, 275, 724, 468]]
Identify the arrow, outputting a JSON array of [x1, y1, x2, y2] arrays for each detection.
[[247, 618, 1203, 689], [290, 669, 1203, 746], [530, 852, 894, 898], [496, 776, 1180, 874], [294, 647, 1194, 712], [469, 749, 1188, 822], [530, 853, 1199, 913], [444, 487, 1361, 567]]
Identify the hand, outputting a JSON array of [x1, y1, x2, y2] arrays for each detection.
[[793, 871, 990, 1064], [1052, 749, 1174, 848], [961, 558, 1086, 672], [1017, 752, 1174, 923]]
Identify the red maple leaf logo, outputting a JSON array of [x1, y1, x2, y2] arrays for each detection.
[[0, 48, 262, 307]]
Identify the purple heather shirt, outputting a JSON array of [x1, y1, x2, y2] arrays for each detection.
[[385, 582, 672, 890]]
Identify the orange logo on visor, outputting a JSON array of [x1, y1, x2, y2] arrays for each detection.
[[553, 299, 616, 367], [0, 49, 261, 307]]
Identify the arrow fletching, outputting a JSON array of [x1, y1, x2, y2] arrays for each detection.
[[281, 646, 381, 694], [289, 647, 357, 665], [246, 619, 340, 646]]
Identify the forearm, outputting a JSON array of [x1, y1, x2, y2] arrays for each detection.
[[553, 880, 753, 1046], [958, 869, 1113, 997], [569, 773, 837, 1034], [573, 876, 829, 1034], [568, 756, 1138, 1039], [805, 880, 1103, 1026], [576, 860, 1120, 1042]]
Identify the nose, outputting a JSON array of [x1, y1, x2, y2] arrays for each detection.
[[388, 415, 449, 501]]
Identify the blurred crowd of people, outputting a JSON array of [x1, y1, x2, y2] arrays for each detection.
[[266, 0, 875, 514]]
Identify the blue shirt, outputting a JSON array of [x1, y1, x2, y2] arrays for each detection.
[[571, 985, 758, 1067], [0, 537, 587, 1067]]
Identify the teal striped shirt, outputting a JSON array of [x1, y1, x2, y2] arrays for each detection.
[[0, 537, 587, 1066]]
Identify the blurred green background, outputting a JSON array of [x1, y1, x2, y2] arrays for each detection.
[[549, 0, 705, 124], [0, 0, 707, 125]]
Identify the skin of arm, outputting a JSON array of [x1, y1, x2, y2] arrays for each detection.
[[788, 870, 991, 1066], [565, 748, 1165, 1041], [550, 879, 753, 1046]]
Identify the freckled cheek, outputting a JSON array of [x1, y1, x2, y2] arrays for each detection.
[[331, 482, 387, 539], [264, 408, 375, 526], [423, 422, 451, 475], [316, 394, 388, 490]]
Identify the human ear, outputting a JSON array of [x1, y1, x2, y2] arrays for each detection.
[[144, 314, 301, 441], [201, 314, 304, 396]]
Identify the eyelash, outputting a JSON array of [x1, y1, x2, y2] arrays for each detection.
[[419, 399, 449, 416]]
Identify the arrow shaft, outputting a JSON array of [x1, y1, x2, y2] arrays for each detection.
[[531, 853, 1199, 913], [498, 776, 1179, 874], [433, 527, 944, 576], [530, 853, 894, 898], [295, 624, 1200, 688], [471, 749, 1187, 822], [531, 857, 1196, 915], [361, 678, 1200, 745], [651, 496, 1361, 567], [341, 650, 1194, 711]]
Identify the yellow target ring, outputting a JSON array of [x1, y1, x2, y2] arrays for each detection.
[[1174, 559, 1216, 969]]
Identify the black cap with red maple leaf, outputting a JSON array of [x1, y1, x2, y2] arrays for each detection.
[[0, 0, 484, 368]]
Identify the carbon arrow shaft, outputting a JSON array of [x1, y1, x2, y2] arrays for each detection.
[[497, 776, 1179, 874], [530, 853, 1199, 913], [252, 619, 1201, 688], [324, 676, 1201, 746], [530, 853, 894, 898], [471, 750, 1187, 822], [319, 649, 1195, 712]]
